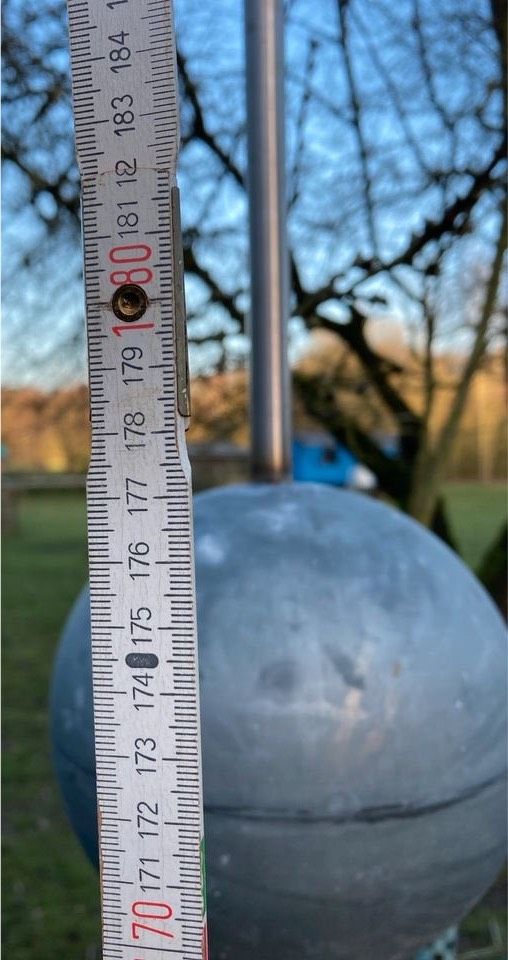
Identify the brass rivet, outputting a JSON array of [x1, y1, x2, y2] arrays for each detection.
[[112, 284, 148, 322]]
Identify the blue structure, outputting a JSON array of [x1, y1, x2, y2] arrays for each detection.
[[414, 928, 458, 960], [293, 434, 377, 491]]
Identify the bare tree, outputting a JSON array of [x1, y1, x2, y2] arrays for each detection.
[[2, 0, 506, 552]]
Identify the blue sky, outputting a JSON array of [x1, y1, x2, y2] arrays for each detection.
[[2, 0, 504, 387]]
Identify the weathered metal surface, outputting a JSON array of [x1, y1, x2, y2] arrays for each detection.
[[52, 483, 507, 959]]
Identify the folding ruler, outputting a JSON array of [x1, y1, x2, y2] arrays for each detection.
[[66, 1, 207, 956]]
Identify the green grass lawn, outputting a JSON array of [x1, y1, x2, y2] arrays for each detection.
[[444, 483, 507, 571], [2, 485, 506, 960], [2, 492, 100, 959]]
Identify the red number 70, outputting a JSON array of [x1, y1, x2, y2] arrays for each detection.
[[131, 901, 174, 940]]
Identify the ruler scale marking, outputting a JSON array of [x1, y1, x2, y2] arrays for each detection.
[[67, 1, 207, 957]]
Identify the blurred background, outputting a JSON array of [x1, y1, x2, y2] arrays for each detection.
[[2, 0, 506, 957]]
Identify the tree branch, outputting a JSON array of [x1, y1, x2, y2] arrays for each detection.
[[177, 50, 244, 188], [432, 201, 507, 471], [183, 243, 245, 328], [337, 0, 378, 255], [351, 139, 506, 279], [294, 368, 412, 501]]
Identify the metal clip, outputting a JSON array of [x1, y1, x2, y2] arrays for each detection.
[[171, 185, 191, 421]]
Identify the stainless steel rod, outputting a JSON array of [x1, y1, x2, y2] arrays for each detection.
[[244, 0, 291, 481]]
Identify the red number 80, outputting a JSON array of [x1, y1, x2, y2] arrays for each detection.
[[110, 267, 153, 285], [108, 244, 153, 286]]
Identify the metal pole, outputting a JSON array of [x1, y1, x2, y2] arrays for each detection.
[[244, 0, 291, 482]]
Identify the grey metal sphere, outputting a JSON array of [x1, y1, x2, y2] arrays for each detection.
[[51, 483, 507, 960]]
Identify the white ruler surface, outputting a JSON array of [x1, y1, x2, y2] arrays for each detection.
[[66, 1, 207, 957]]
